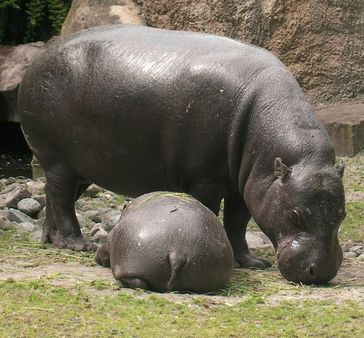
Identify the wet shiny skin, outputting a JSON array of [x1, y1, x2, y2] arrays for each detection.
[[18, 25, 345, 283]]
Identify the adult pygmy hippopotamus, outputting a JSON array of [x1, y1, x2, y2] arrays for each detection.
[[96, 192, 234, 292], [18, 25, 346, 284]]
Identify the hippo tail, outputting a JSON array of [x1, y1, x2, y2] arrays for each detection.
[[167, 252, 188, 291]]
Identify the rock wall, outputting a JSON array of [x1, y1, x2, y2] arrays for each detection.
[[61, 0, 144, 36], [138, 0, 364, 104], [0, 42, 45, 122]]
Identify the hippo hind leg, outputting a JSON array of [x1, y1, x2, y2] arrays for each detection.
[[224, 193, 271, 269], [43, 168, 96, 251]]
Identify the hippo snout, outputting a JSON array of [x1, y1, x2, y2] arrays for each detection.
[[277, 236, 343, 284]]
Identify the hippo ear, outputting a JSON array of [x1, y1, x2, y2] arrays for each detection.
[[274, 157, 291, 181], [335, 160, 345, 178]]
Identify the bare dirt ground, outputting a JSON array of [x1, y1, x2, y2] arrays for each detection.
[[1, 242, 362, 306]]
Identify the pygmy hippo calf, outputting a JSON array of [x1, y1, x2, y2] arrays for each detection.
[[96, 192, 234, 293]]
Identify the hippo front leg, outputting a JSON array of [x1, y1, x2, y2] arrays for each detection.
[[224, 192, 271, 269]]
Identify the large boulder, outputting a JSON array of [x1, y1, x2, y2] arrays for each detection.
[[61, 0, 144, 37], [138, 0, 363, 104], [316, 101, 364, 157], [0, 42, 45, 122]]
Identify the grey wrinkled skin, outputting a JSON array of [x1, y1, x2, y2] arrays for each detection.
[[18, 25, 345, 284], [96, 192, 234, 292]]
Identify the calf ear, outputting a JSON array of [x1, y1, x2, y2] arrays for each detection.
[[274, 157, 291, 181], [335, 160, 345, 177]]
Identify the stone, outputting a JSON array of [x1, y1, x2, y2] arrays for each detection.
[[0, 43, 45, 123], [33, 195, 46, 208], [8, 208, 34, 223], [246, 230, 273, 249], [61, 0, 144, 37], [101, 209, 122, 232], [84, 210, 101, 223], [25, 180, 46, 196], [139, 0, 363, 104], [17, 198, 42, 216], [90, 224, 102, 236], [316, 102, 364, 157], [343, 240, 355, 252], [18, 222, 35, 232], [0, 185, 31, 208], [38, 207, 46, 219], [0, 209, 10, 219], [344, 251, 358, 259], [93, 228, 108, 243], [0, 210, 12, 230], [0, 215, 13, 231], [83, 184, 104, 198], [358, 253, 364, 261], [349, 245, 364, 255], [1, 178, 17, 185], [76, 212, 88, 229], [34, 217, 45, 228]]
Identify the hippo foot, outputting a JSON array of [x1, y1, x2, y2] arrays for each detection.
[[121, 277, 149, 290], [49, 232, 97, 251], [235, 252, 272, 269]]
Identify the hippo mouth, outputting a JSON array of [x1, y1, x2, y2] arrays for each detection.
[[276, 237, 343, 285]]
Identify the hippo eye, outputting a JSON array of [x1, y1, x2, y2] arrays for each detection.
[[290, 208, 303, 227]]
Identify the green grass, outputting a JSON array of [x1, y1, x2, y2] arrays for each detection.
[[342, 156, 364, 193], [0, 228, 95, 267], [0, 155, 363, 337], [340, 155, 364, 242], [340, 201, 364, 241], [1, 228, 363, 337], [0, 279, 362, 338]]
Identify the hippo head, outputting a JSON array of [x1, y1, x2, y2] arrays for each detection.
[[251, 158, 345, 284]]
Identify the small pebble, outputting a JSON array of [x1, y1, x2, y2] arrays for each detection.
[[101, 209, 122, 232], [349, 245, 363, 255], [26, 180, 45, 196], [344, 251, 358, 259], [358, 253, 364, 261], [18, 222, 35, 232], [76, 212, 88, 229], [9, 208, 34, 223], [17, 198, 42, 216], [35, 217, 45, 227], [90, 224, 102, 236], [84, 210, 101, 223], [33, 194, 46, 208], [38, 207, 46, 218]]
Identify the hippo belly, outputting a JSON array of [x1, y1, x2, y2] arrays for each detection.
[[96, 192, 234, 292]]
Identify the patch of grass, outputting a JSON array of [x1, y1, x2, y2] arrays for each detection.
[[342, 155, 364, 193], [115, 194, 127, 204], [0, 279, 362, 337], [0, 229, 95, 267], [340, 201, 364, 242]]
